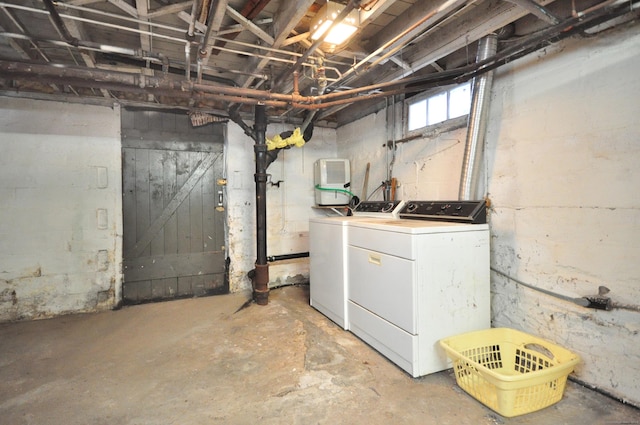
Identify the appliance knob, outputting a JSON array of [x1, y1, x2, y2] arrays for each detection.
[[407, 203, 418, 212], [382, 202, 394, 213]]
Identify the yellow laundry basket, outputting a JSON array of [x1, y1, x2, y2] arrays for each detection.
[[439, 327, 580, 417]]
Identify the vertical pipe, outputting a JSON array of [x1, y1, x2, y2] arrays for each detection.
[[458, 34, 498, 201], [185, 42, 191, 80], [253, 103, 270, 305]]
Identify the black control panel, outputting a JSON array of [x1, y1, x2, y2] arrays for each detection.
[[398, 200, 487, 224], [354, 201, 404, 214]]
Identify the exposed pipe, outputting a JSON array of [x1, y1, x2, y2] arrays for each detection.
[[229, 109, 256, 139], [325, 0, 466, 92], [272, 0, 361, 91], [42, 0, 78, 46], [492, 267, 640, 312], [0, 2, 339, 76], [1, 0, 637, 112], [197, 0, 217, 58], [0, 32, 170, 72], [573, 0, 621, 18], [300, 110, 317, 133], [504, 0, 561, 24], [264, 115, 314, 168], [252, 104, 270, 306], [458, 34, 498, 201], [184, 42, 191, 80], [187, 0, 201, 39], [267, 252, 309, 262], [0, 6, 51, 64], [361, 0, 466, 77]]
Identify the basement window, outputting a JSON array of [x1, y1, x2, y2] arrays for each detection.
[[407, 82, 471, 132]]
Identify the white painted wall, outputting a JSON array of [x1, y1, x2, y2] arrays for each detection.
[[486, 25, 640, 406], [0, 97, 336, 317], [0, 98, 122, 321], [226, 121, 338, 292], [337, 25, 640, 406]]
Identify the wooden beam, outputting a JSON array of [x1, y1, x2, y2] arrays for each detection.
[[147, 1, 193, 18], [234, 0, 315, 89], [107, 0, 138, 18], [225, 4, 274, 45], [207, 0, 272, 58]]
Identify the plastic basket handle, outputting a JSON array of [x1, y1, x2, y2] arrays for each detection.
[[523, 343, 555, 360]]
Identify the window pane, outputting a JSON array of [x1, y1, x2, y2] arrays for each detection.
[[408, 100, 427, 131], [449, 82, 471, 119], [427, 92, 447, 125]]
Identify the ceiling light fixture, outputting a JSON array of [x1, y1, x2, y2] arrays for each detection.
[[310, 1, 360, 46]]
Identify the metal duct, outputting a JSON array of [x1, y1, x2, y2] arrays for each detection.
[[252, 104, 270, 305], [458, 34, 498, 201]]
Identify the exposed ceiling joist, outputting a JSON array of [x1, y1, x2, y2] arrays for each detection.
[[0, 0, 635, 125], [234, 0, 316, 90], [147, 1, 193, 19], [108, 0, 138, 18], [225, 4, 274, 45]]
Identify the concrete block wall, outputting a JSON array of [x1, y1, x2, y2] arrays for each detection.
[[486, 24, 640, 406], [337, 24, 640, 406], [338, 110, 470, 201], [0, 98, 122, 321], [225, 121, 338, 292]]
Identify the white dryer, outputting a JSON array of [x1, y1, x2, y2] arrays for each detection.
[[309, 201, 404, 329], [347, 201, 490, 377]]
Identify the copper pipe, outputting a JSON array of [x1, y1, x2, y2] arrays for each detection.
[[2, 1, 637, 112], [292, 70, 299, 95], [272, 0, 361, 90]]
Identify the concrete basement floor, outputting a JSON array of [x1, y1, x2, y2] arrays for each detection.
[[1, 285, 638, 425]]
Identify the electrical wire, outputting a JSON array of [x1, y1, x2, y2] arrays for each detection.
[[365, 183, 385, 201]]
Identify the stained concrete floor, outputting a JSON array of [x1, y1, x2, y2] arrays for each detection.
[[0, 285, 638, 425]]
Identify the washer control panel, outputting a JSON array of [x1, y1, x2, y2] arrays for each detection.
[[399, 200, 487, 224], [353, 201, 405, 217]]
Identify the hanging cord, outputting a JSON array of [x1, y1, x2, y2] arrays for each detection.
[[315, 184, 359, 213], [314, 184, 355, 198], [365, 182, 385, 201]]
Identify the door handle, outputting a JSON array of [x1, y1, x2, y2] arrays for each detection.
[[368, 254, 381, 266]]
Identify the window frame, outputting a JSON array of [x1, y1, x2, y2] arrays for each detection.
[[405, 82, 472, 136]]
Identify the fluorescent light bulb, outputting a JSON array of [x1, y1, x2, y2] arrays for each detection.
[[310, 1, 359, 46]]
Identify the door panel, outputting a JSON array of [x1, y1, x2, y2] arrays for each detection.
[[121, 109, 227, 304]]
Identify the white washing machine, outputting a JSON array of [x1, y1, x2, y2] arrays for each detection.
[[346, 201, 490, 378], [309, 201, 404, 329]]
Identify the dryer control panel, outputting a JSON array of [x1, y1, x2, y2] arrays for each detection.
[[399, 200, 487, 224]]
